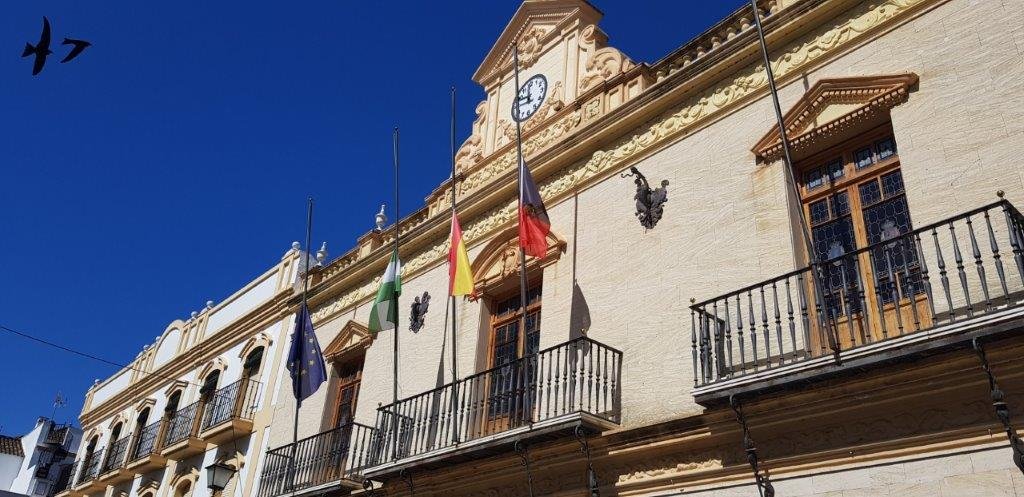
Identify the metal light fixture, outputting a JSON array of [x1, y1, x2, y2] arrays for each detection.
[[205, 462, 235, 492]]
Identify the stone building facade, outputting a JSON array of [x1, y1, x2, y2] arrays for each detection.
[[60, 0, 1024, 496]]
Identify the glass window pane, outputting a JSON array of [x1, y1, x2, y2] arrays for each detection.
[[855, 147, 874, 169], [859, 180, 882, 206], [826, 158, 844, 181], [876, 137, 897, 160], [806, 167, 824, 190], [809, 199, 830, 225], [833, 191, 850, 217], [881, 170, 905, 198]]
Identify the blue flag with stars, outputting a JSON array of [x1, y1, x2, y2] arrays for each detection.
[[287, 302, 327, 402]]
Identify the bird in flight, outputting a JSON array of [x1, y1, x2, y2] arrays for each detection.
[[22, 16, 53, 76], [61, 37, 91, 63]]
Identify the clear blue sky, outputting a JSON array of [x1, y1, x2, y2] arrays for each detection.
[[0, 1, 744, 434]]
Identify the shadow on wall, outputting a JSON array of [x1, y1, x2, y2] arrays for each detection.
[[570, 282, 591, 339]]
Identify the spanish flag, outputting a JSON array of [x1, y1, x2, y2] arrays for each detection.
[[448, 212, 474, 296]]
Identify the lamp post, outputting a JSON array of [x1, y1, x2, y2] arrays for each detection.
[[205, 461, 235, 495]]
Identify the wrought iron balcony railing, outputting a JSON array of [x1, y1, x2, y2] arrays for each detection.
[[163, 400, 201, 447], [75, 448, 104, 485], [53, 462, 75, 494], [371, 336, 622, 466], [44, 424, 71, 447], [256, 422, 377, 497], [690, 199, 1024, 398], [100, 435, 130, 475], [200, 378, 261, 431], [129, 419, 163, 461]]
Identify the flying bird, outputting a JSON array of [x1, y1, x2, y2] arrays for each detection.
[[60, 37, 91, 63], [21, 16, 53, 76]]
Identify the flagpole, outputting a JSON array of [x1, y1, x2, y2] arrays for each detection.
[[391, 126, 401, 461], [449, 86, 462, 443], [291, 196, 313, 495], [511, 45, 530, 345], [748, 0, 839, 361]]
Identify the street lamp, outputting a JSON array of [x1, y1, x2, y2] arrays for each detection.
[[205, 462, 235, 493]]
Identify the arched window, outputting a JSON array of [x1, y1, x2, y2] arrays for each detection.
[[243, 346, 264, 379], [174, 479, 192, 497], [110, 422, 123, 442], [200, 370, 220, 401], [165, 390, 182, 418]]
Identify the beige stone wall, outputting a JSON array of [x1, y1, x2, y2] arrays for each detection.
[[678, 444, 1024, 497]]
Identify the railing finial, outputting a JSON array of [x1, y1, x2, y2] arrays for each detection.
[[998, 190, 1005, 199]]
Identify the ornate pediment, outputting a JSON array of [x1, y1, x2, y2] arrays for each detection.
[[473, 0, 602, 85], [323, 320, 372, 363], [753, 73, 918, 161], [470, 227, 565, 299]]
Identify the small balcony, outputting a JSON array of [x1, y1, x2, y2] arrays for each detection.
[[52, 461, 77, 497], [256, 423, 377, 497], [160, 401, 206, 459], [363, 336, 622, 479], [71, 448, 105, 494], [97, 435, 133, 484], [690, 199, 1024, 405], [198, 379, 261, 446], [125, 419, 167, 473]]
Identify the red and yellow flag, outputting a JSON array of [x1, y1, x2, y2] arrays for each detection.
[[448, 212, 474, 296]]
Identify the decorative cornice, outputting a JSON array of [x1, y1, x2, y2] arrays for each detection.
[[752, 73, 919, 161]]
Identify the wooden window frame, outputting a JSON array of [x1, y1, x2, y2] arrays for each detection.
[[329, 354, 364, 429]]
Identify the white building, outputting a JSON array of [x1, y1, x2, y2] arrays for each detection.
[[0, 418, 82, 497]]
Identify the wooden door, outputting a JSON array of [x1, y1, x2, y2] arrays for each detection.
[[485, 285, 541, 434], [798, 125, 931, 352], [327, 355, 363, 478]]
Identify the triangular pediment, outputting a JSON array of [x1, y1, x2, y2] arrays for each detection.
[[753, 73, 918, 161], [323, 320, 372, 362], [473, 0, 602, 85]]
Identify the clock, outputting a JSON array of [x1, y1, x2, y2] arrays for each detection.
[[511, 74, 548, 122]]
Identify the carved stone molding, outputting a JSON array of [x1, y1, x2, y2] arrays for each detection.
[[237, 332, 272, 362], [752, 73, 919, 161], [516, 25, 547, 70], [455, 101, 488, 173], [322, 320, 372, 363]]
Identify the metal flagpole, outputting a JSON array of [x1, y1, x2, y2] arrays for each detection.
[[291, 196, 313, 495], [392, 127, 401, 461], [749, 0, 840, 361], [449, 86, 462, 444], [511, 43, 536, 497]]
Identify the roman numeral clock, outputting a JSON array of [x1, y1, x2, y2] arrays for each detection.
[[512, 74, 547, 122]]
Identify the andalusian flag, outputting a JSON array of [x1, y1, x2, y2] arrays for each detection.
[[368, 250, 402, 335], [448, 213, 474, 296]]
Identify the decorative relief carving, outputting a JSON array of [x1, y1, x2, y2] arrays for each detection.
[[578, 24, 635, 93], [455, 101, 488, 173], [312, 0, 929, 325], [516, 25, 547, 69]]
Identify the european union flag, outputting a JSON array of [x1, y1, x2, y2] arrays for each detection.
[[287, 302, 327, 402]]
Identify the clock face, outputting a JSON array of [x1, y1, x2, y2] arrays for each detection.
[[512, 74, 547, 122]]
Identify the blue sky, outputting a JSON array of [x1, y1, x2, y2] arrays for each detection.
[[0, 1, 744, 434]]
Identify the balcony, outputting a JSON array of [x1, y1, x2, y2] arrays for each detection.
[[160, 400, 205, 459], [690, 199, 1024, 405], [363, 337, 622, 479], [198, 379, 261, 445], [71, 448, 105, 494], [256, 423, 377, 497], [125, 419, 167, 473], [52, 462, 77, 497], [97, 435, 132, 484]]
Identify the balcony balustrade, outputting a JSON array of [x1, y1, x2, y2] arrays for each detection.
[[256, 423, 377, 497], [161, 400, 205, 459], [364, 336, 622, 478], [125, 419, 167, 473], [72, 448, 104, 493], [690, 199, 1024, 404], [198, 378, 261, 445], [52, 462, 77, 497], [98, 435, 132, 483]]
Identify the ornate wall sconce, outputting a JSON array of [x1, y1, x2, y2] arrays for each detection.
[[621, 166, 669, 229]]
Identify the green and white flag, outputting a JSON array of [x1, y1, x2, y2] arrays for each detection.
[[368, 250, 402, 335]]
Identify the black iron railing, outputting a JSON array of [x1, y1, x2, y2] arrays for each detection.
[[691, 199, 1024, 387], [129, 419, 163, 461], [256, 423, 377, 497], [163, 400, 201, 446], [100, 436, 130, 474], [44, 424, 71, 446], [76, 448, 103, 484], [372, 336, 622, 464], [200, 378, 261, 431], [53, 462, 75, 494]]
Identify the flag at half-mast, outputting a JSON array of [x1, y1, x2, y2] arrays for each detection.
[[287, 302, 327, 401], [518, 159, 550, 258], [368, 249, 402, 335], [448, 212, 474, 296]]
